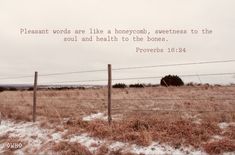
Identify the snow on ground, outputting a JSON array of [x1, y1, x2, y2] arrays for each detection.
[[68, 133, 206, 155], [0, 120, 65, 154], [51, 132, 63, 142], [218, 122, 230, 129], [218, 122, 235, 130], [82, 112, 107, 121], [211, 135, 223, 141], [130, 142, 205, 155], [1, 119, 234, 155], [183, 113, 202, 125], [0, 120, 49, 152], [70, 134, 104, 152], [209, 122, 235, 143], [109, 141, 126, 151], [82, 112, 123, 121]]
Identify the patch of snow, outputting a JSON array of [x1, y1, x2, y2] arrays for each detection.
[[109, 141, 126, 151], [152, 107, 161, 111], [112, 114, 123, 121], [130, 142, 169, 155], [223, 152, 235, 155], [70, 134, 103, 152], [63, 118, 70, 124], [0, 119, 208, 155], [51, 133, 62, 142], [212, 135, 223, 140], [82, 113, 107, 121], [193, 119, 202, 125], [0, 144, 4, 152], [218, 122, 229, 129], [218, 122, 235, 130], [184, 114, 202, 125], [0, 120, 66, 154], [129, 142, 206, 155], [14, 150, 25, 155], [184, 113, 200, 119], [0, 121, 12, 133], [211, 135, 223, 140], [69, 133, 206, 155], [0, 120, 51, 153], [82, 112, 123, 121]]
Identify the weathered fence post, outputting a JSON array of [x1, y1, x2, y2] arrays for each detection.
[[33, 71, 38, 122], [108, 64, 112, 124]]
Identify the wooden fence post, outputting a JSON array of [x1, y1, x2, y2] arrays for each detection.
[[108, 64, 112, 124], [33, 71, 38, 122]]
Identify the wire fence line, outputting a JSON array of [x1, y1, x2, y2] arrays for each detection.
[[0, 69, 107, 80], [35, 72, 235, 85], [0, 98, 105, 101], [112, 59, 235, 71], [111, 98, 235, 101], [0, 62, 235, 123], [1, 96, 235, 101], [0, 59, 235, 81], [112, 109, 235, 113]]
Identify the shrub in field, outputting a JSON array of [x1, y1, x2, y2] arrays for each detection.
[[129, 83, 144, 88], [8, 87, 18, 91], [0, 87, 18, 91], [203, 83, 210, 90], [145, 84, 160, 87], [46, 86, 85, 91], [186, 82, 195, 86], [0, 87, 5, 92], [160, 75, 184, 87], [113, 83, 127, 88], [27, 87, 34, 91]]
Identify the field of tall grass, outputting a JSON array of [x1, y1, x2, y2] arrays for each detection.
[[0, 85, 235, 154]]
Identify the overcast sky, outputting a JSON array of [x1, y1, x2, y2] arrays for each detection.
[[0, 0, 235, 85]]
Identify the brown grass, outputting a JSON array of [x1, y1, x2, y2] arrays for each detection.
[[0, 134, 9, 144], [0, 86, 235, 154], [0, 86, 234, 123], [203, 139, 235, 154], [52, 141, 93, 155], [96, 145, 135, 155], [96, 145, 109, 155], [82, 114, 221, 148], [222, 126, 235, 139]]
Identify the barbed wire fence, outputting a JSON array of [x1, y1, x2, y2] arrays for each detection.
[[0, 59, 235, 124]]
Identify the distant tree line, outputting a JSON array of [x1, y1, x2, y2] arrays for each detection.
[[0, 74, 227, 92], [0, 86, 86, 92], [113, 75, 185, 88]]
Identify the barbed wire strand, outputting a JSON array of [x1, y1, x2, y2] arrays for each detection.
[[112, 60, 235, 71], [0, 59, 235, 80], [38, 72, 235, 84], [112, 109, 235, 113]]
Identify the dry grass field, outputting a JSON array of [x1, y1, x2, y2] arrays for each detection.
[[0, 85, 235, 154]]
